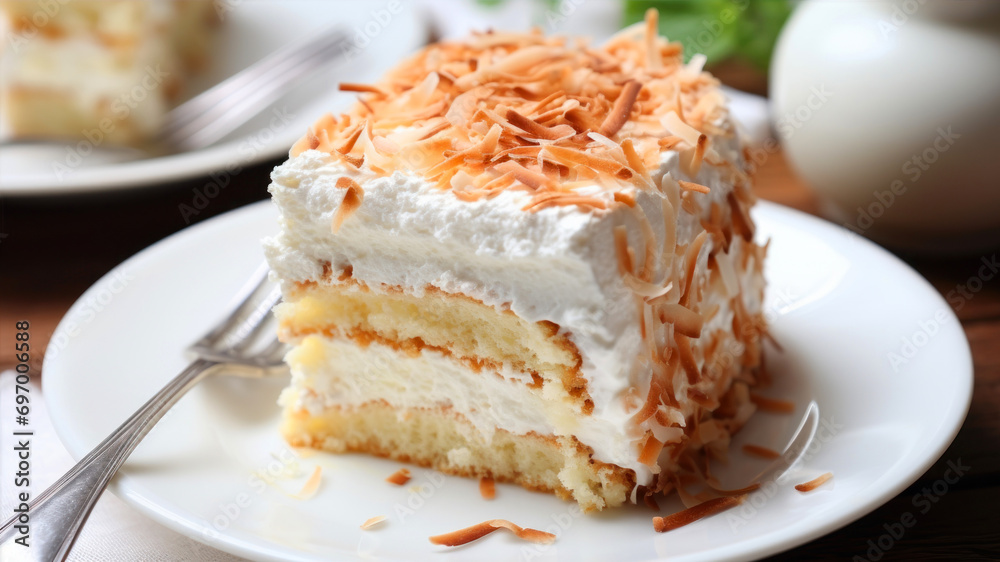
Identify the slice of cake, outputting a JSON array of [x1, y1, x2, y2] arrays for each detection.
[[265, 10, 767, 512], [0, 0, 218, 145]]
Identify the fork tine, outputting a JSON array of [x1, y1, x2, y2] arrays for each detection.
[[161, 28, 347, 150], [226, 285, 283, 353], [164, 32, 341, 138], [163, 26, 346, 134], [165, 36, 345, 150], [191, 262, 271, 351], [168, 47, 335, 150]]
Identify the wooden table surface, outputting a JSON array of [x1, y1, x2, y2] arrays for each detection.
[[1, 151, 997, 560]]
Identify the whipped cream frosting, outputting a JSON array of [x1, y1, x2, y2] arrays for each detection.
[[264, 131, 754, 484]]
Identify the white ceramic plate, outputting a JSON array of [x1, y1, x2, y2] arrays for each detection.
[[44, 201, 972, 561], [0, 1, 425, 196]]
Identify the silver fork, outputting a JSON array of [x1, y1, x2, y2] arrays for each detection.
[[0, 263, 287, 561], [160, 26, 348, 151]]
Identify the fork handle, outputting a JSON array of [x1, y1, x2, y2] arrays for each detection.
[[0, 359, 220, 561]]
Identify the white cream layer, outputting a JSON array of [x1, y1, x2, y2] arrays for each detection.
[[264, 134, 752, 484], [281, 334, 639, 466]]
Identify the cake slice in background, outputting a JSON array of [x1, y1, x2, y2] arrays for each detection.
[[265, 10, 768, 512], [0, 0, 218, 145]]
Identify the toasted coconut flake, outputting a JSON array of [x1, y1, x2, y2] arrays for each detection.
[[714, 250, 740, 297], [479, 477, 496, 500], [416, 120, 450, 141], [290, 134, 315, 158], [686, 53, 707, 75], [644, 8, 661, 69], [359, 124, 394, 168], [295, 466, 322, 500], [372, 135, 400, 155], [482, 171, 516, 191], [494, 160, 549, 190], [526, 90, 566, 116], [638, 432, 665, 466], [587, 131, 620, 150], [305, 130, 320, 151], [680, 231, 709, 307], [361, 515, 387, 530], [599, 80, 642, 137], [336, 121, 366, 154], [635, 205, 671, 278], [662, 111, 704, 148], [708, 482, 761, 497], [661, 173, 681, 210], [653, 495, 746, 533], [407, 70, 440, 101], [750, 393, 795, 414], [654, 404, 685, 428], [614, 225, 634, 275], [386, 468, 412, 486], [728, 191, 755, 241], [445, 87, 487, 127], [456, 45, 564, 89], [660, 198, 677, 259], [542, 145, 630, 178], [633, 380, 664, 424], [742, 444, 781, 460], [534, 100, 578, 124], [479, 107, 530, 136], [429, 519, 556, 547], [657, 303, 703, 338], [614, 191, 636, 207], [683, 135, 709, 178], [331, 177, 364, 233], [506, 108, 574, 140], [679, 180, 710, 194], [492, 144, 543, 162], [644, 492, 661, 510], [340, 153, 364, 169], [795, 472, 833, 492], [621, 139, 648, 181], [675, 334, 699, 384], [313, 112, 337, 132], [658, 135, 683, 150], [453, 189, 485, 202], [524, 194, 609, 212], [687, 388, 717, 409], [425, 153, 466, 179], [625, 274, 672, 298], [339, 82, 387, 96], [478, 123, 504, 155], [565, 107, 600, 134]]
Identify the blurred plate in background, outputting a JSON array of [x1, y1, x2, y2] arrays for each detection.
[[0, 0, 426, 196]]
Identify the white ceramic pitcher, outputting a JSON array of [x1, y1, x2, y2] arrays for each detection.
[[771, 0, 1000, 253]]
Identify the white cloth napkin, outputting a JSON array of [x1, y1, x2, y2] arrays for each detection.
[[0, 371, 245, 562]]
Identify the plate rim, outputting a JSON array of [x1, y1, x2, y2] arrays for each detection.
[[42, 199, 974, 561]]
